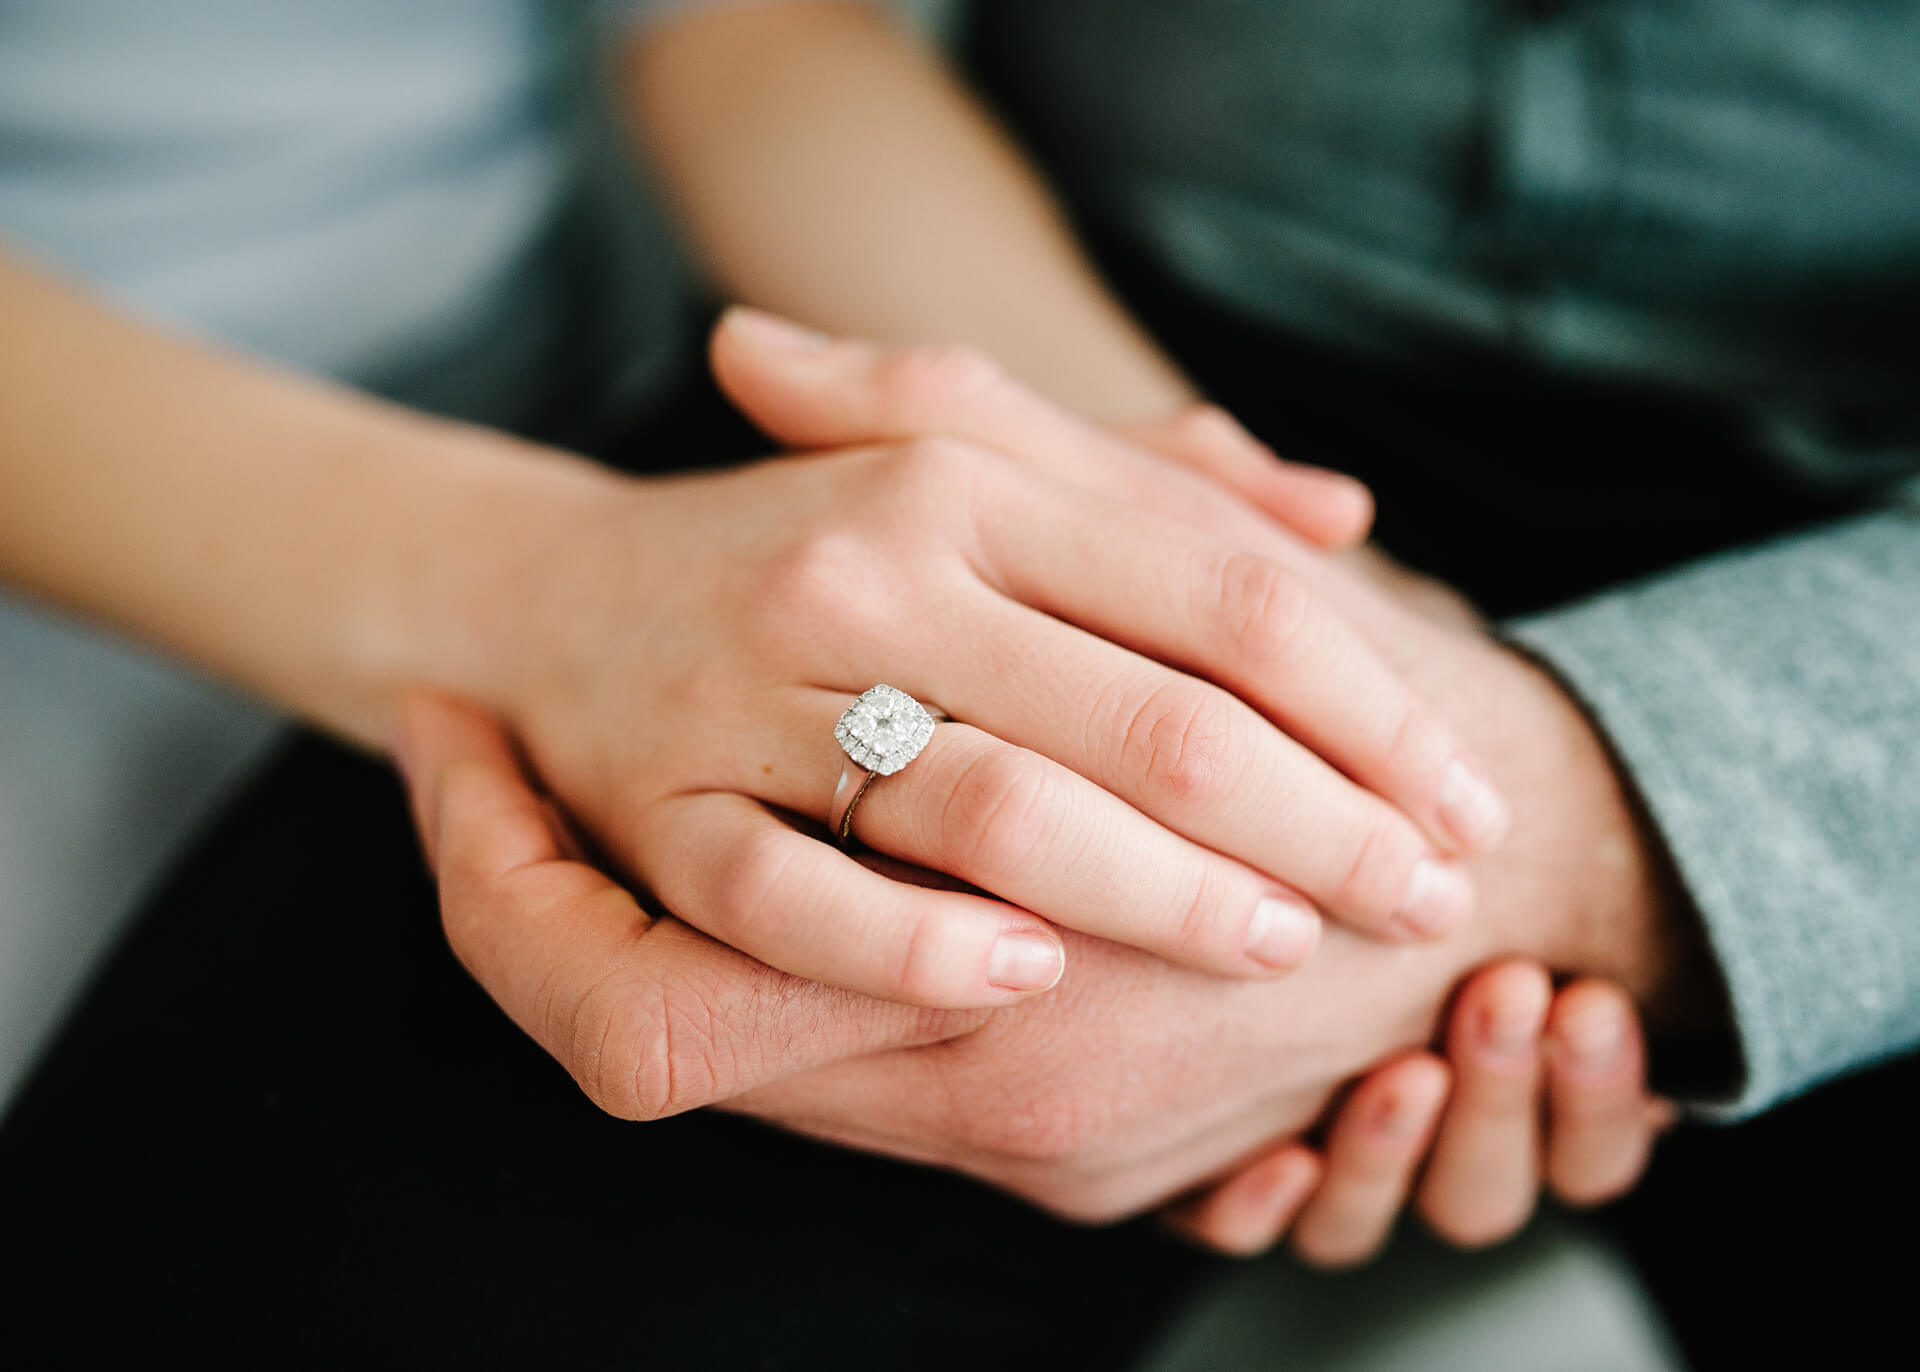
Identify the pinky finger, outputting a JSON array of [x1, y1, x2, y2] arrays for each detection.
[[638, 790, 1066, 1010], [1161, 1145, 1325, 1257]]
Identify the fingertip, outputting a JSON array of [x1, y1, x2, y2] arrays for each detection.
[[985, 926, 1067, 996], [713, 305, 829, 358], [1548, 979, 1640, 1080], [1306, 469, 1376, 549], [1262, 463, 1375, 549], [1357, 1053, 1452, 1146], [1397, 1053, 1455, 1120], [1231, 1148, 1325, 1255], [1390, 858, 1475, 941], [1458, 960, 1553, 1063], [1332, 474, 1376, 543], [1244, 892, 1322, 975], [1193, 1146, 1325, 1257]]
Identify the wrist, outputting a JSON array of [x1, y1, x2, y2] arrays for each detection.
[[341, 422, 631, 748], [1457, 647, 1689, 1010]]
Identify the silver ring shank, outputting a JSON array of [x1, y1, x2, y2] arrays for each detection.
[[828, 702, 948, 850]]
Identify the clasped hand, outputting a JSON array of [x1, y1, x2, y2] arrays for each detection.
[[390, 311, 1674, 1261]]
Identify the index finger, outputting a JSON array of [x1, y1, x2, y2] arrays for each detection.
[[390, 692, 983, 1120]]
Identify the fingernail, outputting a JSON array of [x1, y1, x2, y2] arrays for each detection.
[[1481, 989, 1547, 1059], [722, 306, 828, 352], [1393, 860, 1473, 938], [1558, 1005, 1624, 1070], [988, 931, 1065, 993], [1437, 760, 1511, 852], [1245, 895, 1321, 971]]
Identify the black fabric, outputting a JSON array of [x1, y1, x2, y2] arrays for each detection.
[[0, 736, 1212, 1370]]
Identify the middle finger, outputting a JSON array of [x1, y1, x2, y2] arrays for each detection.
[[743, 685, 1326, 979]]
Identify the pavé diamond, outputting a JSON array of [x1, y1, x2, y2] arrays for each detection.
[[835, 684, 937, 776]]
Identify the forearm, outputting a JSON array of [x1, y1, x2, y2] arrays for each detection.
[[617, 0, 1192, 423], [0, 246, 617, 747]]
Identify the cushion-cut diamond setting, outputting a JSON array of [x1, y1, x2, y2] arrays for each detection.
[[835, 684, 937, 776]]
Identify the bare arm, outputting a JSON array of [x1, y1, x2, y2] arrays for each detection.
[[620, 0, 1194, 423], [0, 245, 611, 746]]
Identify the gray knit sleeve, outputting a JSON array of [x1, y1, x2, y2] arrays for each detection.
[[1507, 501, 1920, 1118]]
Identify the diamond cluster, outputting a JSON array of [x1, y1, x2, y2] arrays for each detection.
[[835, 684, 937, 776]]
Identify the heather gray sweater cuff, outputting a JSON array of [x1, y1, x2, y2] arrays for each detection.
[[1506, 507, 1920, 1119]]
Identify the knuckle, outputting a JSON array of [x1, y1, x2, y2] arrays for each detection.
[[1211, 551, 1314, 667], [880, 343, 1002, 418], [872, 436, 994, 520], [939, 745, 1062, 876], [887, 909, 958, 1007], [759, 531, 886, 633], [1118, 681, 1240, 810], [713, 827, 806, 947], [1165, 859, 1233, 963], [572, 976, 725, 1122]]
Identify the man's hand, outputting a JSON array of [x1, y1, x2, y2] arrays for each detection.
[[1162, 963, 1675, 1264]]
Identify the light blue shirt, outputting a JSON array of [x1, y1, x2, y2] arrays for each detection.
[[0, 0, 696, 426]]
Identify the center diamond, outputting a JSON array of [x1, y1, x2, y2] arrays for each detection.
[[835, 684, 937, 776]]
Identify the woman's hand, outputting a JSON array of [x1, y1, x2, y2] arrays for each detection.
[[1162, 963, 1674, 1264], [437, 315, 1514, 1014]]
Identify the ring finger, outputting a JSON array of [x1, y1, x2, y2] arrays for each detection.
[[738, 686, 1326, 980]]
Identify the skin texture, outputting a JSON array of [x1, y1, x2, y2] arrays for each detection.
[[394, 324, 1684, 1229]]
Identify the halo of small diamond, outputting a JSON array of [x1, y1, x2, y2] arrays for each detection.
[[835, 685, 937, 776]]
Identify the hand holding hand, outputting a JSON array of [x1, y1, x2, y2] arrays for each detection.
[[393, 316, 1697, 1226], [447, 314, 1510, 1017]]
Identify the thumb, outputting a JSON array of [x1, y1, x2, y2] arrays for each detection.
[[711, 307, 1374, 551], [708, 306, 892, 449], [392, 689, 986, 1121]]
